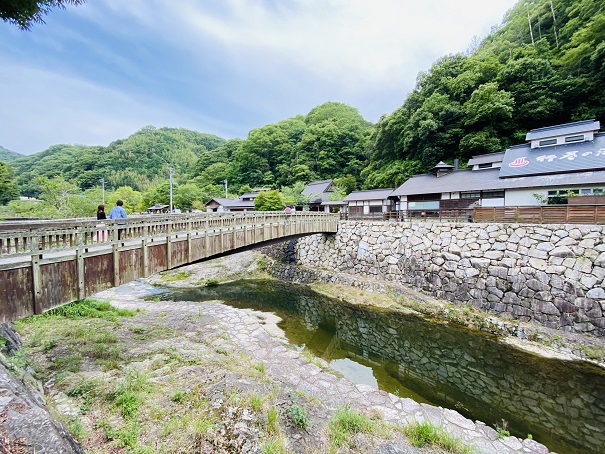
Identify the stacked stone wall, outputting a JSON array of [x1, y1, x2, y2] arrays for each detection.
[[292, 221, 605, 336]]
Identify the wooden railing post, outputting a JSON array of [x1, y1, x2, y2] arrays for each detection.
[[77, 247, 85, 300], [141, 238, 148, 278], [113, 243, 120, 287], [166, 233, 172, 270], [31, 253, 43, 314]]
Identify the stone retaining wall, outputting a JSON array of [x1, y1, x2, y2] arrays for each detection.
[[290, 221, 605, 336]]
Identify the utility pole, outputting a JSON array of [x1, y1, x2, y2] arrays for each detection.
[[222, 179, 228, 198], [169, 167, 174, 213], [100, 178, 105, 204]]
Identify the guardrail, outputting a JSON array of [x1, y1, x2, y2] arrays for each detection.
[[0, 211, 339, 322], [0, 211, 337, 257]]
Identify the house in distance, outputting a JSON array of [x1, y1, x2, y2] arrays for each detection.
[[391, 119, 605, 218]]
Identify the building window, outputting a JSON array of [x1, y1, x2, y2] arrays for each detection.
[[538, 139, 557, 147], [547, 189, 580, 205], [369, 206, 382, 213], [408, 201, 440, 210], [461, 192, 480, 199], [478, 163, 492, 169], [482, 191, 505, 198], [565, 135, 584, 143]]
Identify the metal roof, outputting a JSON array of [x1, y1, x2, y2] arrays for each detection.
[[205, 198, 255, 209], [525, 119, 600, 141], [343, 188, 394, 201], [500, 133, 605, 178], [467, 152, 505, 166], [302, 180, 333, 195], [302, 180, 334, 203], [239, 192, 259, 199], [391, 167, 605, 196]]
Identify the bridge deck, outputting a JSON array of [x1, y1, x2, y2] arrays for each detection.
[[0, 212, 338, 321]]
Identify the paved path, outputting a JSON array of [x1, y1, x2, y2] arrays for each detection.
[[97, 281, 551, 454]]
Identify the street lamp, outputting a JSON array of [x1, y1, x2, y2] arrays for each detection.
[[222, 179, 228, 198], [169, 167, 174, 213], [100, 178, 105, 204]]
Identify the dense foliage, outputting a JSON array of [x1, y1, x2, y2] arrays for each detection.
[[362, 0, 605, 186], [3, 0, 604, 218], [1, 0, 85, 30], [10, 126, 225, 197], [0, 146, 23, 162], [0, 162, 19, 205]]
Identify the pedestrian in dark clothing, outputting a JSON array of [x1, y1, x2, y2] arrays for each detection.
[[97, 204, 107, 220], [95, 204, 108, 242]]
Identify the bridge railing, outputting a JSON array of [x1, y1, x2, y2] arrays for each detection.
[[0, 211, 337, 257]]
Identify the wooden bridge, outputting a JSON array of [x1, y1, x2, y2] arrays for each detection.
[[0, 212, 339, 322]]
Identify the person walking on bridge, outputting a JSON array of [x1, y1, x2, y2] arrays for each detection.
[[109, 200, 127, 240]]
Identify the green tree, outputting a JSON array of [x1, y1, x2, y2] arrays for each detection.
[[254, 190, 284, 211], [35, 175, 80, 213], [0, 162, 19, 205], [174, 183, 205, 211], [281, 181, 311, 207], [1, 0, 85, 30], [107, 186, 143, 214]]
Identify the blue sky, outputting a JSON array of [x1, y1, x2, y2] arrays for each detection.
[[0, 0, 518, 155]]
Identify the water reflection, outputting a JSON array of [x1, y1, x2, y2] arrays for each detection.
[[148, 279, 605, 454]]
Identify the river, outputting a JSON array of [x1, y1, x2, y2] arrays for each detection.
[[147, 279, 605, 454]]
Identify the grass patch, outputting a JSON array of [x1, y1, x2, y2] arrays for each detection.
[[170, 390, 186, 403], [580, 344, 605, 362], [267, 406, 280, 435], [50, 353, 82, 372], [160, 270, 192, 282], [403, 421, 473, 453], [42, 299, 136, 319], [495, 419, 510, 439], [205, 278, 220, 287], [328, 404, 377, 449], [287, 404, 308, 429], [110, 369, 149, 418], [261, 436, 290, 454], [249, 393, 264, 412]]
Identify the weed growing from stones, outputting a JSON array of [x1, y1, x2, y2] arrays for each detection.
[[287, 404, 308, 429], [267, 406, 280, 435], [328, 404, 377, 449], [403, 420, 474, 453]]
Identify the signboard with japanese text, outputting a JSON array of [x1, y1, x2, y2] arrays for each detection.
[[499, 135, 605, 178]]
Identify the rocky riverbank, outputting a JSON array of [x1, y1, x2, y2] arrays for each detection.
[[0, 251, 558, 453]]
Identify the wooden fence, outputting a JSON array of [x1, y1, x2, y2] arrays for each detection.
[[473, 205, 605, 224]]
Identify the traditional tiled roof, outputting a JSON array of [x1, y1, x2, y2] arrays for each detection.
[[391, 168, 605, 197], [526, 119, 600, 141], [205, 198, 254, 209], [343, 188, 394, 201], [302, 180, 334, 204], [467, 152, 505, 166]]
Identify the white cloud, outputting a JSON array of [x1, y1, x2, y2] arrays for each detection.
[[0, 62, 236, 154], [0, 0, 518, 154]]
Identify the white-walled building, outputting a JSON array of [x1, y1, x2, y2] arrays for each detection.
[[391, 120, 605, 216], [343, 188, 394, 218]]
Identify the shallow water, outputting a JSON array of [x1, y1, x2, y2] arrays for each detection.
[[148, 279, 605, 454]]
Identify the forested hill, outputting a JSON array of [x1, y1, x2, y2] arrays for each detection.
[[362, 0, 605, 188], [10, 127, 226, 197], [4, 0, 604, 205], [0, 146, 23, 162]]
